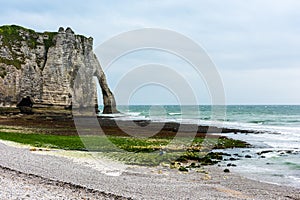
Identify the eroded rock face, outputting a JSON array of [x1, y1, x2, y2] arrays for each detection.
[[0, 25, 118, 113]]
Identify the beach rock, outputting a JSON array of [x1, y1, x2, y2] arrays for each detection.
[[242, 150, 250, 153], [227, 163, 237, 167], [188, 162, 201, 168], [0, 25, 118, 113], [178, 166, 188, 172], [222, 153, 231, 157], [189, 162, 196, 168], [223, 169, 230, 173], [170, 162, 181, 169], [257, 150, 273, 155]]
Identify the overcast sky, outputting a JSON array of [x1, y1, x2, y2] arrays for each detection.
[[1, 0, 300, 105]]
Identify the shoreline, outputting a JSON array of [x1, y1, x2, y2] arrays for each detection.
[[0, 111, 265, 136], [0, 111, 300, 199], [0, 139, 299, 199]]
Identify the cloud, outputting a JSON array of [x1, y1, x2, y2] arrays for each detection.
[[0, 0, 299, 104], [221, 67, 300, 104]]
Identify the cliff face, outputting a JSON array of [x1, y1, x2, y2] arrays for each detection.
[[0, 25, 118, 113]]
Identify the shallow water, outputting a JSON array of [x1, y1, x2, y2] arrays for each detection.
[[215, 132, 300, 188], [98, 105, 300, 188]]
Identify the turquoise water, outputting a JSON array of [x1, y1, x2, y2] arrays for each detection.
[[100, 105, 300, 131], [113, 105, 300, 125], [99, 105, 300, 188]]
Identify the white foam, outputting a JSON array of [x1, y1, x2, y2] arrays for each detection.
[[168, 112, 181, 116], [99, 111, 300, 140]]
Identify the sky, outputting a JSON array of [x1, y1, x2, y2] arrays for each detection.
[[1, 0, 300, 105]]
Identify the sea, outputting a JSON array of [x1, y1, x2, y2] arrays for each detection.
[[98, 105, 300, 188]]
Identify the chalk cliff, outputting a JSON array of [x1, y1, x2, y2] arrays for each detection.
[[0, 25, 118, 113]]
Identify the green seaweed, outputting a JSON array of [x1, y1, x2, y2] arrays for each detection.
[[0, 131, 248, 167]]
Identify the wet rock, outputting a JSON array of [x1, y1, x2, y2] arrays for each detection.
[[227, 163, 237, 167], [176, 157, 188, 163], [188, 162, 200, 168], [242, 150, 250, 153], [170, 162, 181, 169], [207, 152, 223, 160], [221, 153, 231, 157], [257, 150, 273, 155], [178, 166, 188, 172]]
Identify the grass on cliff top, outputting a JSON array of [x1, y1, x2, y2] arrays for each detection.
[[0, 24, 57, 50], [0, 25, 36, 36], [0, 25, 34, 70], [0, 25, 57, 71], [0, 25, 35, 48], [0, 131, 247, 166]]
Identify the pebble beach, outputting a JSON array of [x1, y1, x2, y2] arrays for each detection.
[[0, 140, 299, 200]]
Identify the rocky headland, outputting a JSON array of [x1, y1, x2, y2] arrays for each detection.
[[0, 25, 118, 113]]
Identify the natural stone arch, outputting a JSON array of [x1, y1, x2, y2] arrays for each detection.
[[0, 25, 119, 114], [94, 68, 118, 114]]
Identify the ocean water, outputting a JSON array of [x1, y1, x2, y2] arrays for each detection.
[[98, 105, 300, 188]]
